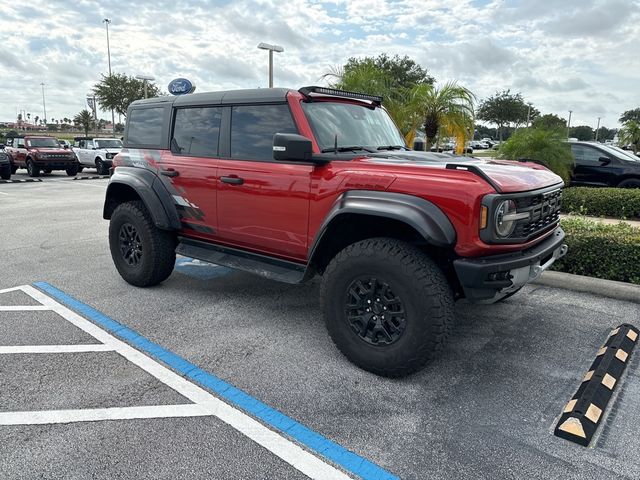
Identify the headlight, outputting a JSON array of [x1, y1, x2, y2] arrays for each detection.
[[495, 200, 517, 237], [494, 200, 531, 238], [106, 153, 114, 159]]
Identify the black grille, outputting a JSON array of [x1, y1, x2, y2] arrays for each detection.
[[512, 188, 562, 239]]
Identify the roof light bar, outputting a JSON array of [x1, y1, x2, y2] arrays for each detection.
[[299, 86, 383, 105]]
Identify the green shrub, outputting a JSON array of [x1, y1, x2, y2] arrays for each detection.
[[497, 127, 574, 183], [552, 217, 640, 284], [561, 187, 640, 219]]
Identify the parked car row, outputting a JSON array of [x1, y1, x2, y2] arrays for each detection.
[[1, 135, 122, 179]]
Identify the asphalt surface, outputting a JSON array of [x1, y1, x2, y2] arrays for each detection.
[[1, 171, 640, 479]]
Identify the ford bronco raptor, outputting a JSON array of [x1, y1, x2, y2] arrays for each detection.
[[104, 86, 567, 377]]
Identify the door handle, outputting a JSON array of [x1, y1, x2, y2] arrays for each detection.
[[220, 176, 244, 185], [161, 168, 179, 177]]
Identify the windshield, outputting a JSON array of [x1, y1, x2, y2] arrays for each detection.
[[95, 139, 123, 149], [603, 145, 640, 162], [27, 138, 60, 148], [301, 101, 405, 151]]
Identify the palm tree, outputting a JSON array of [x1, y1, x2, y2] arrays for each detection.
[[619, 120, 640, 154], [322, 64, 424, 145], [412, 81, 475, 151], [74, 110, 94, 137], [34, 115, 39, 127]]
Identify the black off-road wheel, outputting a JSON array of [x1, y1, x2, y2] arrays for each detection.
[[43, 168, 52, 174], [66, 164, 79, 176], [109, 201, 176, 287], [96, 159, 109, 176], [0, 165, 10, 180], [11, 164, 18, 174], [320, 238, 454, 377], [26, 159, 39, 177]]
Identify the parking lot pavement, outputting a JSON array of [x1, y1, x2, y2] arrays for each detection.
[[1, 180, 640, 479]]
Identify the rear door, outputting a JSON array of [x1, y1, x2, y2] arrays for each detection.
[[216, 103, 312, 261], [159, 106, 223, 240]]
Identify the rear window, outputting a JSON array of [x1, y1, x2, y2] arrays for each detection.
[[172, 107, 222, 157], [127, 108, 164, 146]]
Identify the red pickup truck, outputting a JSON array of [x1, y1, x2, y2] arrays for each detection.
[[5, 135, 79, 177], [103, 86, 567, 376]]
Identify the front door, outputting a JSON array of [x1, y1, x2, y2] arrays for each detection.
[[570, 144, 619, 186], [216, 103, 312, 262]]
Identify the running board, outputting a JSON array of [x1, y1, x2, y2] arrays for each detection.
[[176, 237, 307, 284]]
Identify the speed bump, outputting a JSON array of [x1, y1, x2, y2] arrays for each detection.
[[554, 323, 638, 447]]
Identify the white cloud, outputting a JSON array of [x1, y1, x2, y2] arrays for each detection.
[[0, 0, 638, 129]]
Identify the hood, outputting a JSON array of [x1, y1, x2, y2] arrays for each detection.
[[363, 150, 563, 193], [104, 148, 122, 154], [29, 147, 72, 154]]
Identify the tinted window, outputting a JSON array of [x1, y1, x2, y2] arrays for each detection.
[[17, 138, 25, 148], [571, 144, 604, 166], [231, 104, 298, 160], [172, 107, 222, 157], [128, 107, 164, 146]]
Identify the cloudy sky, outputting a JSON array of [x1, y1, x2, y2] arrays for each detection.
[[1, 0, 639, 128]]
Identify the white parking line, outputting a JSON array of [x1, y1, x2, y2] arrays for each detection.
[[0, 305, 50, 311], [0, 344, 114, 354], [0, 285, 351, 480]]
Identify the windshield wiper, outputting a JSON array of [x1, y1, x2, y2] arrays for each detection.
[[321, 146, 375, 153], [377, 145, 406, 151]]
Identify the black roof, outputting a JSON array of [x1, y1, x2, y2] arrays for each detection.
[[130, 88, 291, 109]]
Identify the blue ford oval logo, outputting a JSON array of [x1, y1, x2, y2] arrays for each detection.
[[168, 78, 195, 95]]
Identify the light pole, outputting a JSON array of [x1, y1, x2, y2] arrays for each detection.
[[135, 75, 155, 98], [595, 117, 601, 142], [567, 110, 573, 139], [257, 42, 284, 88], [87, 94, 98, 136], [103, 18, 116, 136], [41, 82, 47, 125], [527, 102, 533, 127]]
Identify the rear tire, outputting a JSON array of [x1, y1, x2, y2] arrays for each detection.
[[43, 168, 52, 174], [109, 200, 176, 287], [11, 164, 18, 174], [26, 159, 39, 177], [320, 238, 454, 377], [0, 165, 10, 180]]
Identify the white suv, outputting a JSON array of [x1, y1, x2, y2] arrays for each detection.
[[73, 137, 123, 175]]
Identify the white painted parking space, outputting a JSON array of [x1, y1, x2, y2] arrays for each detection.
[[0, 284, 351, 480]]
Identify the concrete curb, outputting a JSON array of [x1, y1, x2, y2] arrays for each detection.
[[533, 271, 640, 304]]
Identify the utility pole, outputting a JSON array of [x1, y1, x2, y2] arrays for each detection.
[[257, 43, 284, 88], [595, 117, 601, 142], [104, 18, 116, 137], [41, 82, 47, 125], [567, 110, 573, 139], [527, 102, 533, 127]]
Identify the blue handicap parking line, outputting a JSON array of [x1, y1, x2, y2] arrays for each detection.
[[174, 256, 234, 280], [34, 281, 398, 480]]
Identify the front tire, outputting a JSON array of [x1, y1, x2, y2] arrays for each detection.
[[109, 201, 176, 287], [0, 165, 10, 180], [618, 179, 640, 188], [66, 164, 79, 176], [320, 238, 454, 377], [26, 159, 40, 177], [96, 159, 109, 176]]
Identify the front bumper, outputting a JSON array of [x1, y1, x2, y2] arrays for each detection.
[[34, 159, 78, 169], [453, 227, 567, 303]]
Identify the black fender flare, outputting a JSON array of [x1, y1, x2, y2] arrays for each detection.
[[103, 167, 181, 230], [310, 190, 457, 257]]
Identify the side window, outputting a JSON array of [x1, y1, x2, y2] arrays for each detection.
[[78, 140, 85, 149], [127, 107, 164, 146], [5, 138, 13, 147], [172, 107, 222, 157], [17, 138, 25, 148], [230, 104, 298, 160], [571, 145, 603, 166]]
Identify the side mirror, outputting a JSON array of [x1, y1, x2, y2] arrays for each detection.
[[599, 156, 611, 165], [273, 133, 313, 162]]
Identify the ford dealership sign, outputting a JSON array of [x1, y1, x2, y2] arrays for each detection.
[[168, 78, 195, 95]]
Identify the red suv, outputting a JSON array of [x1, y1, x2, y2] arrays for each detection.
[[104, 86, 567, 376], [5, 135, 79, 177]]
